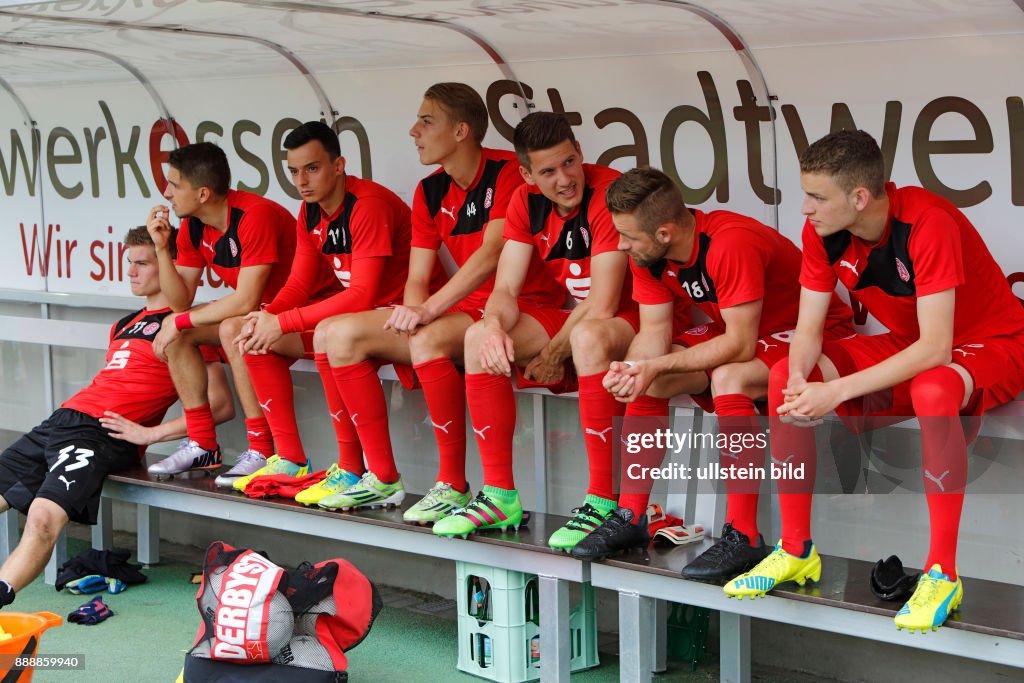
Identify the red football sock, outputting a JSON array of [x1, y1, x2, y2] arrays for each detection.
[[769, 359, 821, 556], [465, 372, 516, 490], [243, 416, 274, 458], [577, 372, 624, 501], [184, 405, 217, 451], [617, 395, 670, 523], [332, 361, 398, 483], [245, 352, 306, 465], [315, 354, 363, 475], [912, 367, 968, 581], [416, 358, 468, 491], [714, 393, 762, 544]]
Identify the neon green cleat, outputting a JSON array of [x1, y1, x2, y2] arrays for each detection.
[[294, 464, 361, 507], [723, 542, 822, 599], [231, 454, 308, 492], [894, 565, 963, 633], [547, 495, 617, 551], [403, 482, 472, 524], [318, 471, 405, 511], [432, 486, 522, 538]]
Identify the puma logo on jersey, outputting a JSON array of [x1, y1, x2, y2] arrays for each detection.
[[925, 469, 950, 492], [330, 409, 345, 422], [58, 475, 75, 490], [431, 420, 453, 434], [539, 234, 550, 244], [440, 206, 457, 221], [259, 399, 273, 413], [202, 240, 214, 252], [584, 427, 613, 443], [473, 425, 491, 440], [312, 228, 322, 237], [839, 259, 860, 277], [758, 340, 777, 351]]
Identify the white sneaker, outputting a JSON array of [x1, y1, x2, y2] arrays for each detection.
[[214, 449, 268, 488], [147, 440, 221, 478]]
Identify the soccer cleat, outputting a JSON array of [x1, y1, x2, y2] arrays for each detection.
[[570, 508, 650, 561], [294, 464, 361, 506], [894, 564, 963, 633], [548, 495, 617, 551], [231, 455, 309, 492], [403, 482, 473, 524], [681, 523, 769, 580], [214, 449, 268, 488], [432, 486, 523, 537], [148, 440, 222, 478], [318, 471, 406, 511], [723, 541, 822, 599]]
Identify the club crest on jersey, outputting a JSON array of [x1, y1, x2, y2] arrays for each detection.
[[895, 258, 910, 282], [229, 238, 239, 258], [686, 325, 709, 336], [580, 225, 591, 249], [484, 187, 493, 209], [143, 322, 160, 336]]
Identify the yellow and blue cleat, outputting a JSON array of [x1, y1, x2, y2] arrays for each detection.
[[894, 564, 963, 633], [723, 541, 822, 599], [232, 454, 309, 492]]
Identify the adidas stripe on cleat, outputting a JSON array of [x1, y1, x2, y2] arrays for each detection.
[[403, 482, 472, 524], [894, 564, 963, 633], [294, 464, 361, 506], [317, 471, 405, 511], [147, 440, 222, 478], [432, 486, 523, 538], [723, 541, 822, 599], [548, 495, 617, 551], [231, 455, 309, 492]]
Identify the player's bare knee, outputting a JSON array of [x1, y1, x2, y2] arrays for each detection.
[[570, 320, 613, 372], [462, 320, 489, 357], [312, 320, 332, 355], [408, 321, 451, 364], [711, 363, 751, 397], [24, 501, 67, 545], [218, 316, 245, 347], [322, 317, 361, 364]]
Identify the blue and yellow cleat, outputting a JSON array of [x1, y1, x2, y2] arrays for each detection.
[[723, 541, 822, 599], [894, 564, 963, 633]]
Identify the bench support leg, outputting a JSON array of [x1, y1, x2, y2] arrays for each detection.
[[43, 526, 67, 586], [719, 611, 751, 683], [137, 504, 160, 565], [652, 598, 667, 673], [92, 498, 112, 550], [538, 574, 569, 683], [618, 591, 654, 683], [0, 510, 19, 561]]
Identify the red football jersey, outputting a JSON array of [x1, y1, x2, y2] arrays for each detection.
[[175, 189, 296, 305], [503, 164, 633, 313], [412, 148, 561, 308], [632, 209, 852, 336], [265, 175, 436, 334], [801, 183, 1024, 344], [63, 309, 188, 428]]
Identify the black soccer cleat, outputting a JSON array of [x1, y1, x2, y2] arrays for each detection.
[[570, 508, 650, 561], [681, 522, 769, 581]]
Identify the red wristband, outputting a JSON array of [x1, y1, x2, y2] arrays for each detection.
[[174, 312, 194, 331]]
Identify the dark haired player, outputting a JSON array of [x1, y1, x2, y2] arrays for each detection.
[[0, 227, 231, 609], [573, 167, 852, 566], [145, 142, 298, 483], [724, 130, 1024, 632], [229, 121, 426, 502], [433, 112, 627, 547]]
